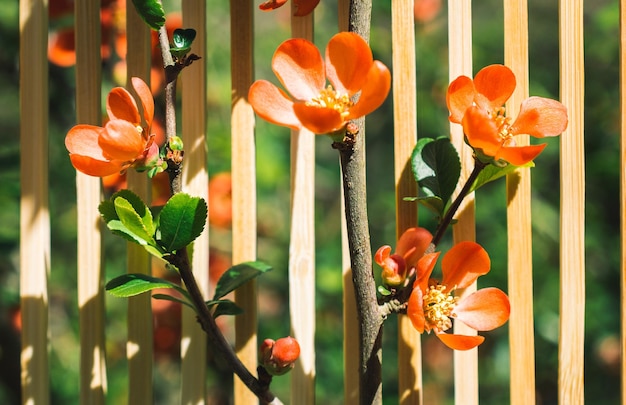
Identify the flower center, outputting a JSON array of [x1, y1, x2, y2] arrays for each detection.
[[492, 107, 515, 146], [307, 85, 354, 119], [422, 284, 458, 333]]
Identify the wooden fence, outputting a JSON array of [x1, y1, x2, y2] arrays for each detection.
[[15, 0, 623, 403]]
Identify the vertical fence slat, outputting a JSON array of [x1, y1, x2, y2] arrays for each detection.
[[620, 0, 626, 401], [289, 9, 316, 405], [558, 0, 586, 403], [230, 1, 258, 403], [75, 0, 107, 402], [391, 1, 421, 403], [181, 1, 209, 403], [19, 0, 50, 403], [503, 1, 536, 404], [125, 1, 153, 403], [447, 1, 479, 404]]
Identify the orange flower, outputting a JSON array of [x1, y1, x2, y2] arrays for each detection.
[[407, 241, 510, 350], [375, 227, 432, 287], [248, 32, 391, 135], [259, 0, 320, 16], [65, 77, 158, 177], [446, 64, 568, 166]]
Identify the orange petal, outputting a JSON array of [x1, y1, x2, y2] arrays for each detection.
[[347, 61, 391, 120], [407, 287, 425, 333], [325, 32, 373, 95], [100, 120, 145, 160], [496, 143, 547, 166], [374, 245, 392, 267], [69, 154, 125, 177], [446, 75, 475, 124], [292, 103, 345, 134], [395, 227, 432, 269], [510, 96, 568, 138], [248, 80, 302, 130], [472, 64, 516, 111], [454, 287, 510, 331], [414, 252, 439, 292], [66, 125, 107, 158], [462, 106, 502, 156], [259, 0, 288, 11], [293, 0, 320, 16], [131, 77, 154, 126], [441, 241, 490, 290], [436, 333, 485, 350], [272, 38, 325, 101], [107, 87, 141, 124]]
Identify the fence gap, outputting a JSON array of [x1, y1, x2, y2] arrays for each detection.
[[391, 1, 421, 403], [230, 1, 258, 403], [558, 0, 586, 403], [288, 7, 317, 405], [181, 1, 209, 403], [124, 2, 154, 402], [503, 1, 536, 404], [620, 0, 626, 401], [19, 0, 50, 403], [447, 1, 479, 404], [74, 0, 107, 402]]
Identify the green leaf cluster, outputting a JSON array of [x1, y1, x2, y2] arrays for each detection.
[[130, 0, 165, 30], [170, 29, 197, 59]]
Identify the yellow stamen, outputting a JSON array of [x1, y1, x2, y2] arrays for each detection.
[[422, 284, 458, 334], [493, 106, 513, 142], [307, 85, 354, 119]]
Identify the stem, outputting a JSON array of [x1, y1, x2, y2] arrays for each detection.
[[156, 22, 282, 405], [336, 127, 383, 405], [431, 158, 488, 246]]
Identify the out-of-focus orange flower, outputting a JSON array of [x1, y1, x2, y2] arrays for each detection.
[[208, 172, 232, 229], [258, 0, 320, 16], [375, 227, 432, 287], [446, 64, 568, 166], [248, 32, 391, 135], [65, 77, 158, 177], [407, 241, 510, 350], [413, 0, 442, 23]]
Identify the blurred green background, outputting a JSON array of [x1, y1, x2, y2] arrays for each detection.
[[0, 0, 621, 403]]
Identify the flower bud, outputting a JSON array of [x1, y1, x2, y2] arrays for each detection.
[[259, 336, 301, 376], [375, 246, 408, 287]]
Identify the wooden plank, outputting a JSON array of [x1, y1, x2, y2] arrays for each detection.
[[181, 1, 209, 403], [620, 1, 626, 402], [75, 0, 107, 402], [19, 0, 50, 403], [558, 1, 586, 403], [288, 9, 316, 405], [503, 1, 536, 404], [447, 1, 478, 404], [391, 1, 421, 403], [230, 0, 258, 403]]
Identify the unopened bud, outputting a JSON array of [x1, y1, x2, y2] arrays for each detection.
[[259, 336, 301, 376]]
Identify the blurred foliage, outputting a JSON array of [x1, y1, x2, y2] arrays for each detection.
[[1, 0, 622, 403]]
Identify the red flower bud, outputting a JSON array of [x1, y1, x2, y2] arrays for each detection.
[[259, 336, 301, 376]]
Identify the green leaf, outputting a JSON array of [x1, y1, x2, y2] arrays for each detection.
[[152, 293, 194, 310], [130, 0, 165, 30], [114, 198, 155, 244], [469, 161, 534, 193], [207, 299, 243, 318], [213, 261, 272, 300], [411, 137, 461, 209], [377, 285, 392, 296], [416, 196, 444, 217], [158, 193, 207, 252], [106, 274, 181, 298], [171, 29, 196, 58]]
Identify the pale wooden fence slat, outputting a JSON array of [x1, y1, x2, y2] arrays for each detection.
[[19, 0, 50, 403], [503, 1, 536, 404], [620, 0, 626, 402], [558, 0, 586, 403], [181, 1, 209, 403], [74, 0, 106, 402]]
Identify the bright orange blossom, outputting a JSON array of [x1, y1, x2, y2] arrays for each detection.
[[375, 227, 432, 287], [65, 77, 158, 177], [407, 240, 510, 350], [446, 64, 568, 166], [248, 32, 391, 135]]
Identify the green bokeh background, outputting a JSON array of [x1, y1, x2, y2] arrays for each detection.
[[0, 0, 621, 403]]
